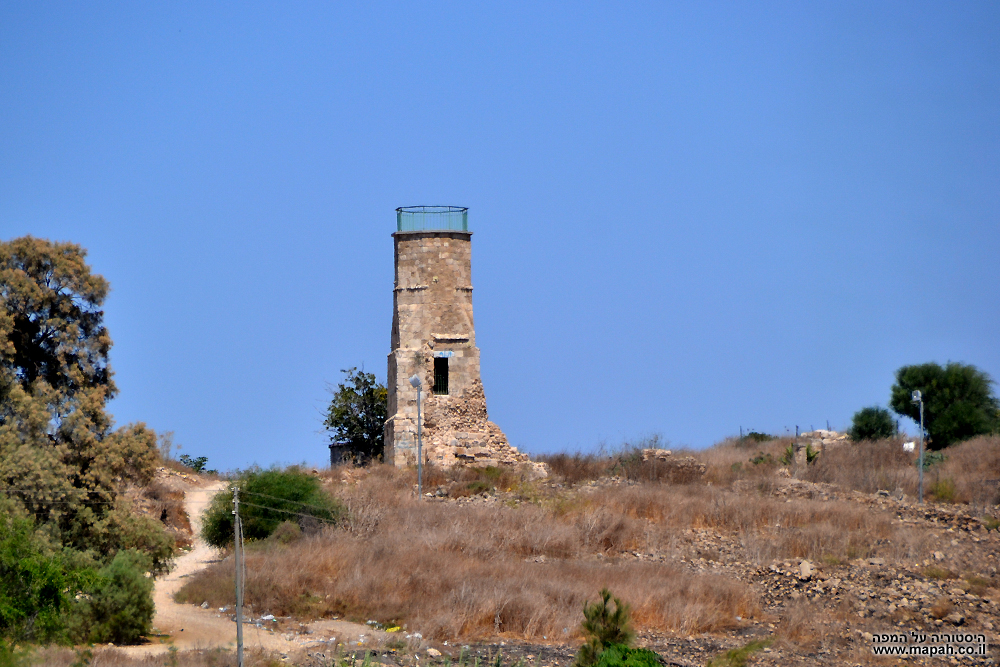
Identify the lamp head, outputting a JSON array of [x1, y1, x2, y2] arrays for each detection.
[[911, 390, 922, 403], [409, 375, 421, 389]]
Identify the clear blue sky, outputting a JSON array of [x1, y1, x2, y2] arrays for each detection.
[[2, 3, 998, 470]]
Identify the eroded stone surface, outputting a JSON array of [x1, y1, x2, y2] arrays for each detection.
[[384, 230, 529, 469]]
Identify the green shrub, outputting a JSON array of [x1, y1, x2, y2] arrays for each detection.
[[779, 445, 794, 466], [1, 503, 157, 646], [922, 451, 947, 470], [965, 575, 992, 596], [0, 508, 77, 643], [202, 467, 345, 548], [178, 454, 209, 473], [706, 638, 773, 667], [741, 432, 774, 444], [749, 452, 773, 466], [69, 549, 154, 644], [922, 566, 956, 580], [0, 641, 33, 667], [574, 589, 634, 667], [466, 480, 493, 495], [268, 521, 302, 545], [849, 406, 897, 441], [592, 644, 661, 667], [928, 477, 957, 503], [89, 504, 175, 575]]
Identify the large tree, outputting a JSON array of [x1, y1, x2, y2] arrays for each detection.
[[0, 236, 170, 569], [324, 367, 387, 463], [890, 362, 1000, 450]]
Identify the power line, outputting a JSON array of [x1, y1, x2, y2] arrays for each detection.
[[236, 500, 339, 524], [237, 489, 337, 513], [0, 486, 221, 500], [0, 490, 123, 505], [1, 488, 339, 523]]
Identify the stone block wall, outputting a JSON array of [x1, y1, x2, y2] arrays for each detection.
[[384, 230, 528, 468]]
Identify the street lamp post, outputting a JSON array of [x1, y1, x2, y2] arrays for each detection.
[[912, 390, 925, 504], [409, 375, 423, 499]]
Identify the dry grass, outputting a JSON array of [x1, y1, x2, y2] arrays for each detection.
[[174, 433, 1000, 645], [534, 435, 698, 486], [704, 433, 1000, 509], [141, 481, 191, 531], [178, 468, 757, 640], [699, 437, 797, 488], [774, 600, 824, 652], [583, 484, 908, 563], [534, 452, 611, 485], [935, 435, 1000, 512], [802, 439, 916, 494], [124, 478, 193, 550], [19, 646, 277, 667], [930, 597, 955, 620]]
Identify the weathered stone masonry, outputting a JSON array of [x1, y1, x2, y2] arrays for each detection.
[[383, 229, 528, 468]]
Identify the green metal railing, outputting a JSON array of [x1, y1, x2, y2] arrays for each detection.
[[396, 206, 468, 232]]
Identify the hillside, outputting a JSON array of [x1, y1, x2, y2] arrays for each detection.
[[155, 435, 1000, 666]]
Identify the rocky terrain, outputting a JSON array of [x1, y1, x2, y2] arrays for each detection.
[[53, 437, 999, 666], [255, 468, 1000, 666], [386, 474, 1000, 665]]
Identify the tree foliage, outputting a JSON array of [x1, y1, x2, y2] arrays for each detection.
[[848, 406, 897, 442], [324, 367, 387, 463], [0, 236, 113, 397], [68, 549, 154, 645], [574, 589, 635, 667], [201, 467, 345, 548], [178, 454, 209, 473], [0, 237, 169, 567], [0, 503, 75, 643], [0, 499, 154, 646], [890, 362, 1000, 450], [0, 236, 172, 645]]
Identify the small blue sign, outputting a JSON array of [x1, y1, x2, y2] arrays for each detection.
[[433, 351, 454, 358]]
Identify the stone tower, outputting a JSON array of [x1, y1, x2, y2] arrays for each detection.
[[384, 206, 527, 468]]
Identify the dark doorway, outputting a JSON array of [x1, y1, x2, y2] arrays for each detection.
[[433, 357, 449, 395]]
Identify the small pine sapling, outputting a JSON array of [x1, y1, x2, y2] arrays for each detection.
[[574, 589, 634, 667]]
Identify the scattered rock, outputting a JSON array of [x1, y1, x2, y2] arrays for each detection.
[[798, 560, 815, 581], [945, 611, 965, 626], [426, 648, 442, 657], [201, 601, 209, 609], [640, 453, 707, 483]]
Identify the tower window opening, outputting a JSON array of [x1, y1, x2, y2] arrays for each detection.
[[433, 357, 449, 395]]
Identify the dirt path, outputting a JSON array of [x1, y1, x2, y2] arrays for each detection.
[[123, 477, 382, 657]]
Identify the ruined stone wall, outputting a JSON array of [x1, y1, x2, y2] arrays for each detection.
[[384, 230, 528, 468]]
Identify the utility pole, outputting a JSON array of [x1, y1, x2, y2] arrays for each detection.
[[233, 487, 244, 667], [912, 391, 925, 504], [417, 384, 423, 499], [408, 375, 423, 499]]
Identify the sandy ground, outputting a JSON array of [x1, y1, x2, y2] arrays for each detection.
[[122, 477, 383, 657]]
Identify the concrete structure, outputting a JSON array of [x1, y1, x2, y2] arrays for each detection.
[[384, 207, 528, 468]]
